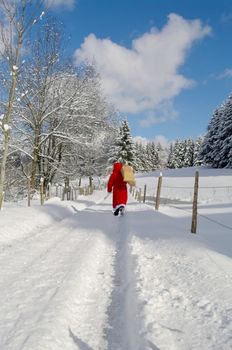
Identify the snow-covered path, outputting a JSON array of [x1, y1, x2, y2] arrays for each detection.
[[130, 208, 232, 349], [0, 193, 232, 349], [0, 197, 145, 350], [0, 200, 116, 350]]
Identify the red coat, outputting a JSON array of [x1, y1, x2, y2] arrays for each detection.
[[107, 162, 128, 209]]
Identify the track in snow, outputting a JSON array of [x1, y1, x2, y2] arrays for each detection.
[[104, 212, 147, 350], [1, 196, 232, 350], [0, 197, 146, 350]]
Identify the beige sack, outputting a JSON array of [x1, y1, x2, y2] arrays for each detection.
[[121, 165, 136, 186]]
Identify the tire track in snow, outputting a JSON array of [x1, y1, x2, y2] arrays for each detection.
[[105, 212, 148, 350], [0, 200, 118, 350], [0, 196, 147, 350]]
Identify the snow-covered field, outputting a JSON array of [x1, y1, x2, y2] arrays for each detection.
[[136, 166, 232, 203], [0, 167, 232, 350]]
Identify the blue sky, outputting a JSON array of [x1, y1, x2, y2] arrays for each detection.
[[49, 0, 232, 145]]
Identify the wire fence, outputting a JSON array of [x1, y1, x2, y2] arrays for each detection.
[[133, 181, 232, 204], [4, 171, 232, 234], [132, 171, 232, 233], [4, 178, 106, 207]]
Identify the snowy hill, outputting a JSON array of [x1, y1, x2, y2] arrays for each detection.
[[0, 167, 232, 350]]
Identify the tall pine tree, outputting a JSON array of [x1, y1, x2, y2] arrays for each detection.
[[200, 106, 224, 167], [193, 137, 203, 166], [108, 120, 136, 167], [216, 95, 232, 167]]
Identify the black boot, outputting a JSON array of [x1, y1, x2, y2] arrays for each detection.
[[113, 207, 120, 216]]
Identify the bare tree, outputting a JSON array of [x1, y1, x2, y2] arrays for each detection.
[[0, 6, 120, 203], [0, 0, 44, 209], [12, 19, 118, 195]]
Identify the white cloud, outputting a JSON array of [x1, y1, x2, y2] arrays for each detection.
[[153, 135, 170, 149], [133, 135, 170, 149], [217, 68, 232, 79], [74, 13, 211, 118], [139, 101, 179, 127], [45, 0, 75, 9], [133, 136, 149, 145]]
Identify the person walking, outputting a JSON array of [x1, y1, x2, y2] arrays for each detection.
[[107, 162, 128, 216]]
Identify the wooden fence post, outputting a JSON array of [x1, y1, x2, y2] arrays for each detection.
[[143, 184, 147, 203], [40, 177, 44, 205], [74, 187, 77, 201], [55, 183, 59, 197], [132, 187, 135, 197], [89, 185, 93, 195], [67, 186, 71, 200], [61, 186, 65, 201], [191, 171, 199, 234], [135, 190, 138, 200], [155, 173, 163, 210], [27, 177, 31, 207], [89, 176, 93, 190], [47, 182, 51, 199]]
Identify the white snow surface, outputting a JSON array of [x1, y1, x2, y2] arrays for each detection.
[[0, 167, 232, 350]]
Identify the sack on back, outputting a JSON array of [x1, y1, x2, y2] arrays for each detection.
[[121, 165, 136, 186]]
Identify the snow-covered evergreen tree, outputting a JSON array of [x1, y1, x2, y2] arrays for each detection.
[[200, 106, 224, 167], [134, 142, 146, 172], [172, 140, 183, 168], [149, 142, 159, 170], [193, 137, 204, 166], [144, 143, 153, 171], [215, 95, 232, 168], [199, 92, 232, 168], [107, 127, 122, 167], [184, 139, 194, 167], [110, 120, 136, 167], [167, 143, 175, 168], [167, 138, 195, 168], [156, 142, 168, 169]]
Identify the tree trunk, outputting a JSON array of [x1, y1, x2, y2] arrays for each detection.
[[0, 130, 11, 209], [0, 21, 23, 209], [30, 130, 41, 190]]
